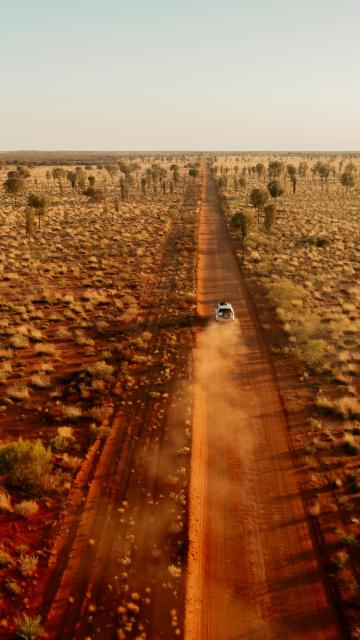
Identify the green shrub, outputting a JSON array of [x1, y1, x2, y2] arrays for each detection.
[[14, 613, 43, 640], [267, 280, 307, 312], [0, 439, 52, 491], [50, 426, 74, 452]]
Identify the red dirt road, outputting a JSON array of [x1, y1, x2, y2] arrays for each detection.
[[185, 169, 343, 640]]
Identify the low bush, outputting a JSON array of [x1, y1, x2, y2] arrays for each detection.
[[334, 396, 360, 419], [0, 439, 52, 491], [342, 433, 360, 455], [14, 613, 43, 640], [6, 385, 30, 401], [85, 360, 114, 379], [34, 343, 57, 356], [301, 339, 329, 369], [0, 486, 13, 512], [15, 500, 39, 517], [267, 280, 307, 312], [19, 553, 38, 577], [30, 374, 52, 389], [62, 404, 82, 420], [89, 404, 108, 423], [0, 548, 13, 567], [315, 395, 334, 414]]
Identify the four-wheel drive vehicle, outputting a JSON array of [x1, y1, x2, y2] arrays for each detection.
[[215, 301, 235, 321]]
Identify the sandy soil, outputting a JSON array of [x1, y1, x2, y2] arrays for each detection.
[[185, 168, 343, 639]]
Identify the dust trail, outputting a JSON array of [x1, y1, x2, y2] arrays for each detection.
[[185, 164, 341, 640], [186, 320, 276, 640]]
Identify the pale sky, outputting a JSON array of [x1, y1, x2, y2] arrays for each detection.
[[0, 0, 359, 150]]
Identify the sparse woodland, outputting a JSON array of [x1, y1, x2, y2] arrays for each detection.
[[213, 153, 360, 637], [0, 154, 200, 638]]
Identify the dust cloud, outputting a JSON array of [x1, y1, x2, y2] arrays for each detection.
[[186, 320, 278, 640]]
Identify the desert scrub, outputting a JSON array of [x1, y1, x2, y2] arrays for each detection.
[[342, 433, 360, 455], [267, 280, 307, 312], [9, 335, 30, 349], [28, 328, 43, 342], [300, 339, 330, 369], [50, 425, 74, 452], [168, 564, 182, 579], [61, 404, 82, 420], [0, 347, 13, 360], [335, 396, 360, 419], [4, 579, 21, 595], [85, 360, 114, 379], [30, 374, 52, 389], [61, 453, 82, 470], [0, 439, 52, 491], [0, 486, 13, 512], [89, 423, 111, 440], [0, 548, 13, 567], [34, 342, 57, 356], [14, 499, 39, 517], [315, 395, 335, 414], [6, 384, 30, 401], [19, 553, 38, 577], [89, 404, 109, 423], [75, 332, 94, 346], [14, 613, 43, 640], [333, 550, 349, 570]]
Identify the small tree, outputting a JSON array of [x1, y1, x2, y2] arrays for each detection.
[[189, 168, 199, 181], [4, 176, 26, 205], [340, 171, 355, 192], [113, 196, 119, 220], [298, 161, 308, 180], [105, 164, 119, 182], [313, 162, 330, 189], [255, 163, 265, 179], [120, 178, 129, 200], [268, 160, 284, 180], [264, 203, 276, 234], [230, 210, 253, 263], [27, 194, 48, 229], [25, 207, 35, 243], [267, 180, 284, 202], [67, 171, 77, 191], [52, 167, 65, 194], [249, 188, 268, 224], [83, 186, 105, 203]]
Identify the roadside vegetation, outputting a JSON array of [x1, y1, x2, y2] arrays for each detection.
[[212, 152, 360, 637], [0, 153, 200, 638]]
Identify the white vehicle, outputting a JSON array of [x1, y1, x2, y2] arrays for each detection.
[[215, 301, 235, 321]]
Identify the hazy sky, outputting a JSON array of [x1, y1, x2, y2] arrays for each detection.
[[0, 0, 359, 150]]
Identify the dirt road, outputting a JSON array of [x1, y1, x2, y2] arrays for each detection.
[[185, 168, 342, 640]]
